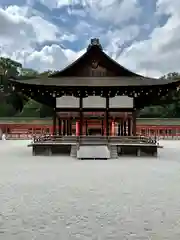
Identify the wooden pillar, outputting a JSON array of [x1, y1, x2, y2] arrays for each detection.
[[66, 120, 69, 135], [118, 121, 121, 136], [123, 119, 127, 136], [111, 120, 115, 136], [106, 97, 109, 137], [69, 118, 72, 136], [58, 118, 61, 135], [67, 119, 69, 136], [79, 96, 83, 136], [65, 120, 67, 136], [128, 117, 131, 136], [76, 121, 80, 136], [61, 120, 63, 136], [68, 119, 71, 135], [132, 110, 137, 136], [52, 109, 56, 136], [102, 119, 104, 136], [62, 120, 66, 136], [120, 118, 124, 136], [86, 120, 88, 136]]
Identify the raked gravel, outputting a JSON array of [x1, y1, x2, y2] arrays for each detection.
[[0, 140, 180, 239]]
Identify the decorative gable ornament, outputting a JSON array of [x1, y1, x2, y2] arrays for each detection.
[[91, 60, 99, 69], [87, 38, 103, 51]]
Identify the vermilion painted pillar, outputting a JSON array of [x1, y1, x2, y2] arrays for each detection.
[[111, 120, 115, 136], [76, 121, 80, 136]]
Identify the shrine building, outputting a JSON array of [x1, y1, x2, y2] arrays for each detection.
[[7, 38, 180, 158]]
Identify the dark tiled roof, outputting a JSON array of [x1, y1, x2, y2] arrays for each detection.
[[9, 76, 180, 87]]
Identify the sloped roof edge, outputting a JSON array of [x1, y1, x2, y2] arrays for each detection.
[[49, 38, 141, 78]]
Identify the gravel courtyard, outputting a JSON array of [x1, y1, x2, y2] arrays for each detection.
[[0, 140, 180, 239]]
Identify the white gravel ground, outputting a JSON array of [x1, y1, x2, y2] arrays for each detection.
[[0, 140, 180, 239]]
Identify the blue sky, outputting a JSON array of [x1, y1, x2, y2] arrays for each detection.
[[0, 0, 179, 77]]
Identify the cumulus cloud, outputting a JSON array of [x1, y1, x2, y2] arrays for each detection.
[[88, 0, 141, 25], [117, 0, 180, 77], [0, 0, 180, 77], [26, 44, 68, 71], [0, 4, 76, 72]]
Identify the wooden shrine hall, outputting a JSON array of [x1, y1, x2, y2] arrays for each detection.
[[8, 38, 180, 158]]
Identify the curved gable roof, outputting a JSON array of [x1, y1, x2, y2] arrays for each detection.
[[49, 38, 141, 78]]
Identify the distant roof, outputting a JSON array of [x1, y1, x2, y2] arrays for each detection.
[[9, 76, 180, 87]]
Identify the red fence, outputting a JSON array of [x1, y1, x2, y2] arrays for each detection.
[[1, 123, 180, 139]]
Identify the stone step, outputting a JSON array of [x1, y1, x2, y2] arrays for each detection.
[[77, 145, 110, 159], [70, 145, 77, 158], [109, 145, 118, 159]]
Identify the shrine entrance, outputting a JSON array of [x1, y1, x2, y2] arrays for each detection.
[[83, 112, 105, 136], [88, 128, 102, 136]]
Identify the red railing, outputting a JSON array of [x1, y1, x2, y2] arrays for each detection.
[[1, 123, 180, 139]]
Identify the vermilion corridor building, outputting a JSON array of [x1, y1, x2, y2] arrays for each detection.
[[0, 118, 180, 139]]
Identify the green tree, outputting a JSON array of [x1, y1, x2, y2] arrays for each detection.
[[0, 57, 26, 114], [139, 72, 180, 118], [19, 68, 39, 79]]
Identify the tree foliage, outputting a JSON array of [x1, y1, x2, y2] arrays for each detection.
[[0, 57, 26, 114], [19, 68, 39, 79]]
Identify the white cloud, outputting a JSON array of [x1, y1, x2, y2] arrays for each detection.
[[24, 45, 86, 72], [60, 33, 78, 42], [26, 44, 68, 71], [156, 0, 180, 16], [29, 16, 60, 43], [89, 0, 141, 25], [0, 5, 59, 52], [38, 0, 141, 25], [105, 25, 140, 59], [0, 0, 180, 77], [0, 5, 76, 72], [115, 0, 180, 77], [37, 0, 69, 9]]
